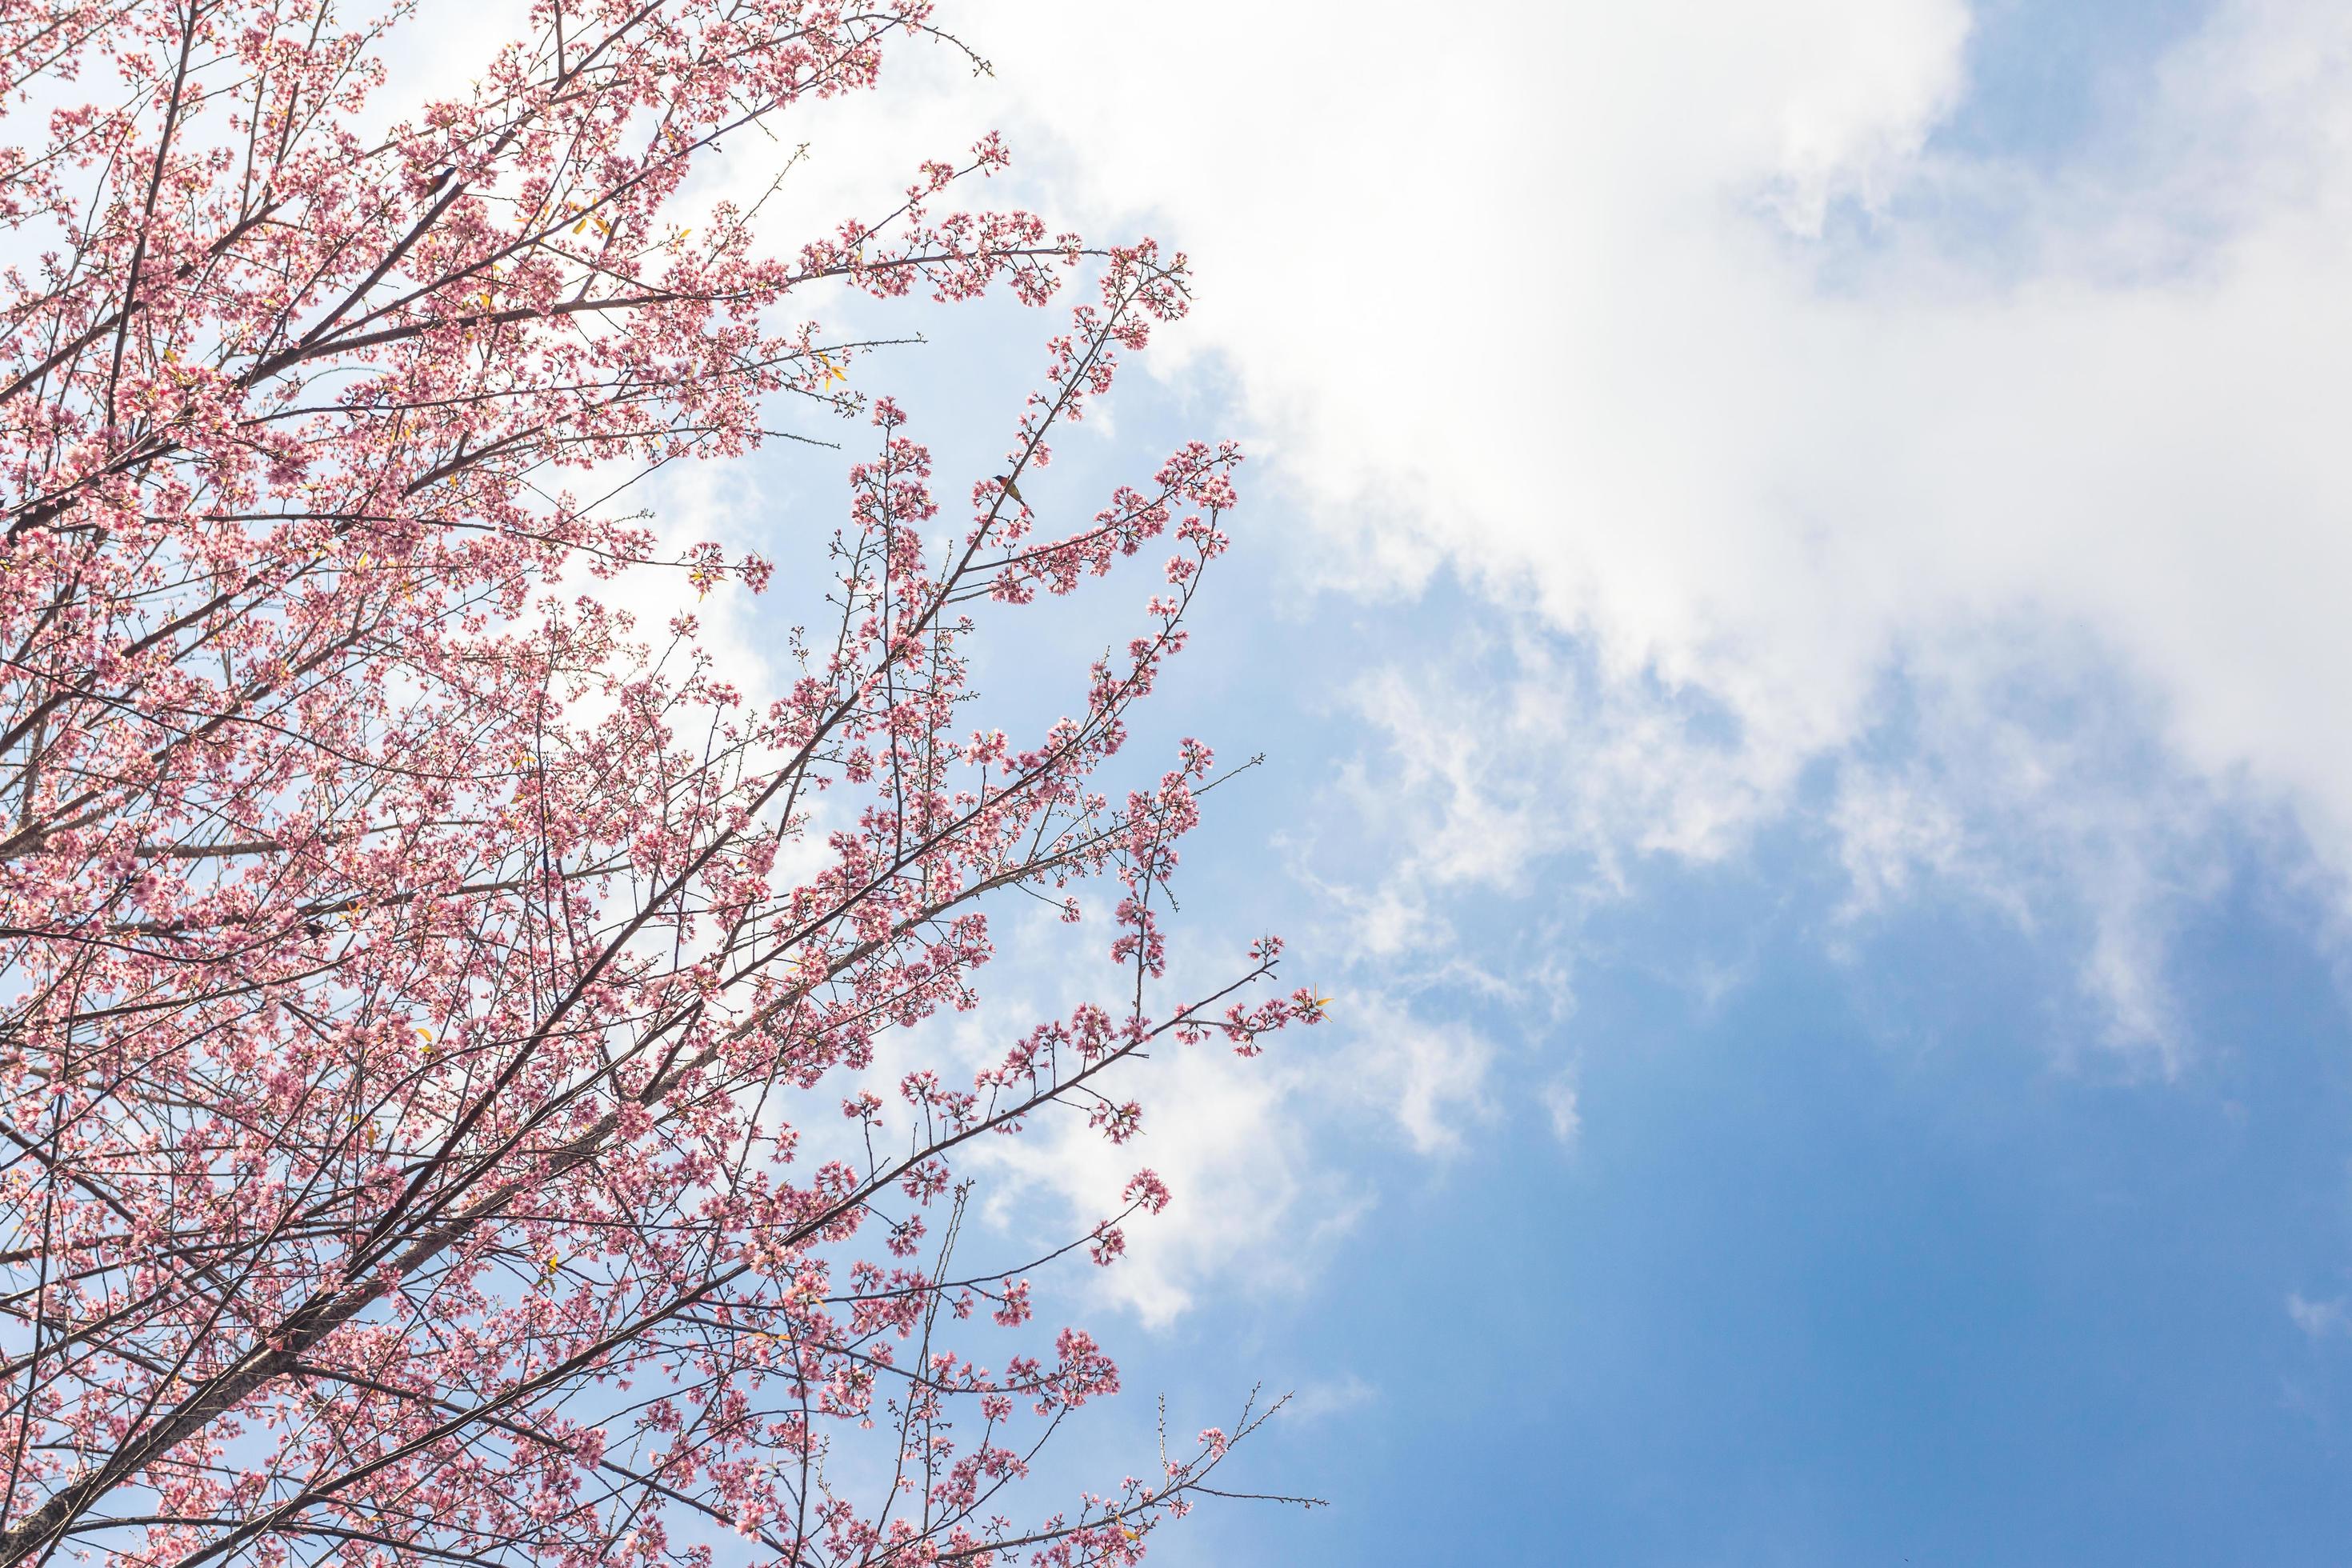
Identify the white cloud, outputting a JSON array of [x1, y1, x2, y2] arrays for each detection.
[[1822, 636, 2234, 1062], [1350, 1009, 1498, 1157], [846, 0, 2352, 1050], [2287, 1292, 2351, 1339], [934, 908, 1374, 1328], [1541, 1074, 1583, 1147], [1278, 1371, 1378, 1424], [972, 1035, 1377, 1326]]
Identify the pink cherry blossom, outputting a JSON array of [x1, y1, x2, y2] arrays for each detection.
[[0, 1, 1324, 1562]]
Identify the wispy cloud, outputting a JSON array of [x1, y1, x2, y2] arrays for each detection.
[[1279, 1371, 1378, 1425], [2287, 1293, 2351, 1340], [1541, 1074, 1583, 1148]]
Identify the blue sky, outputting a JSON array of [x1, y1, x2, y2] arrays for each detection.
[[647, 0, 2352, 1558]]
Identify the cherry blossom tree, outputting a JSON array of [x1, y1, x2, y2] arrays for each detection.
[[0, 0, 1322, 1561]]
